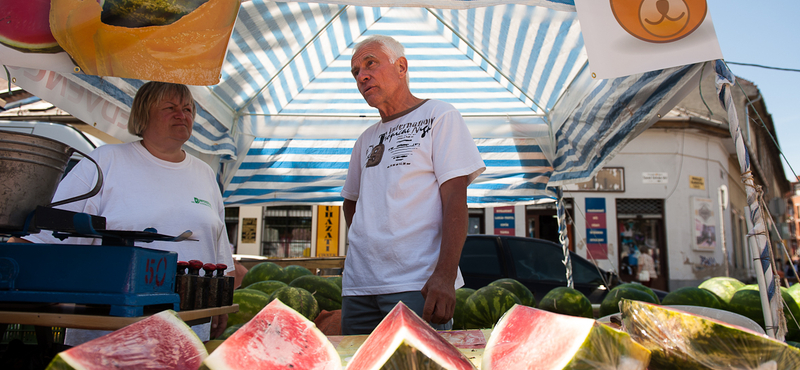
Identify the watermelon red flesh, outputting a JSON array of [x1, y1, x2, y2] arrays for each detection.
[[0, 0, 60, 50], [51, 310, 206, 370], [202, 299, 341, 370], [483, 305, 594, 369], [346, 302, 476, 370]]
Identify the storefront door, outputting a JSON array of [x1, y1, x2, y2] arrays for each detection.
[[616, 199, 668, 291]]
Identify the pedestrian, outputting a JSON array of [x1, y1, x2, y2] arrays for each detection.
[[637, 246, 657, 287], [340, 34, 486, 335]]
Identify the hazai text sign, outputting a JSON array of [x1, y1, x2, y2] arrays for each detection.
[[316, 206, 340, 257]]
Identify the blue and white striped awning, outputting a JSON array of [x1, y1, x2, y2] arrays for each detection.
[[8, 0, 705, 206]]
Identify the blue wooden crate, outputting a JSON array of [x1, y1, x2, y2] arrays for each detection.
[[0, 243, 179, 317]]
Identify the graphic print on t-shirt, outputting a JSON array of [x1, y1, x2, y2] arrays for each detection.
[[365, 117, 433, 170]]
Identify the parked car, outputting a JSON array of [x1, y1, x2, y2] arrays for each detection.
[[459, 234, 622, 304]]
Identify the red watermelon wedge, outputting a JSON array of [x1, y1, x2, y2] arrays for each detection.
[[346, 301, 476, 370], [201, 299, 342, 370], [46, 310, 207, 370], [483, 304, 650, 370]]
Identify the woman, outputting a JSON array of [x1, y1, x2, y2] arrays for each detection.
[[12, 82, 234, 343]]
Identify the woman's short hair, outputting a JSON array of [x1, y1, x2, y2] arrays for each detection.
[[127, 82, 196, 137]]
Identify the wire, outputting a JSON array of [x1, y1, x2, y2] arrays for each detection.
[[725, 61, 800, 73]]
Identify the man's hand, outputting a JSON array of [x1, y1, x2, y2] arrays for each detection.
[[210, 314, 228, 339], [421, 272, 456, 324]]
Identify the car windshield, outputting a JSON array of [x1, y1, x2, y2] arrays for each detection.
[[506, 239, 605, 285]]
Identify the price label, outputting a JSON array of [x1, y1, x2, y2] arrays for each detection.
[[145, 257, 168, 287]]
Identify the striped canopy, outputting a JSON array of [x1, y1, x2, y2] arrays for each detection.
[[10, 0, 705, 206]]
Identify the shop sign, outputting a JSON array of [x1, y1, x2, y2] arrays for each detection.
[[316, 206, 340, 257], [241, 217, 257, 244], [494, 206, 515, 236], [642, 172, 668, 184], [585, 198, 608, 260], [691, 197, 716, 251], [690, 176, 706, 190]]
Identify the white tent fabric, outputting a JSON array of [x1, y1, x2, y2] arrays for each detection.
[[7, 0, 707, 206]]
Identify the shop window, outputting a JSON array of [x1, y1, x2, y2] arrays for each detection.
[[262, 206, 312, 257], [616, 199, 667, 291], [468, 208, 485, 234]]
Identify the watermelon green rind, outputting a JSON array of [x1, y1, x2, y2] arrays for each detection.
[[482, 305, 650, 370], [538, 286, 594, 318], [289, 275, 343, 304], [327, 276, 342, 289], [281, 265, 314, 284], [620, 299, 800, 369], [217, 323, 242, 340], [488, 278, 536, 307], [599, 286, 658, 317], [48, 310, 207, 370], [464, 286, 521, 329], [240, 262, 286, 288], [453, 287, 476, 330], [661, 287, 723, 310], [202, 299, 342, 370], [227, 289, 272, 327], [244, 280, 288, 296], [698, 276, 744, 306], [270, 286, 320, 321], [615, 283, 659, 304], [729, 285, 800, 342], [315, 295, 343, 312]]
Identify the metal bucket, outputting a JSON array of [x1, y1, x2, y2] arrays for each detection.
[[0, 131, 102, 233]]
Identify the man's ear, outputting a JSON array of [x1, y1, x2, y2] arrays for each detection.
[[396, 56, 408, 78]]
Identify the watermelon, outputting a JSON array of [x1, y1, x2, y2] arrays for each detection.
[[281, 265, 314, 284], [620, 298, 800, 369], [227, 289, 271, 327], [464, 285, 521, 329], [615, 282, 659, 303], [241, 262, 286, 288], [661, 287, 723, 309], [538, 286, 594, 318], [453, 287, 475, 330], [327, 276, 342, 289], [488, 278, 536, 307], [729, 285, 800, 341], [46, 310, 207, 370], [599, 285, 658, 317], [201, 299, 342, 370], [245, 280, 288, 296], [482, 304, 650, 370], [270, 286, 320, 321], [698, 276, 745, 307], [289, 275, 343, 311], [346, 302, 476, 370], [217, 324, 242, 340]]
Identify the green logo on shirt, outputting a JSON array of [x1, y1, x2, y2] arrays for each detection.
[[193, 197, 212, 208]]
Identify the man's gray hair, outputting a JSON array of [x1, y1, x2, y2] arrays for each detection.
[[353, 34, 405, 63]]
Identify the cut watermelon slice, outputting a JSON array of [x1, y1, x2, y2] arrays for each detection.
[[483, 304, 650, 370], [46, 310, 207, 370], [345, 302, 476, 370], [202, 299, 342, 370], [620, 299, 800, 369]]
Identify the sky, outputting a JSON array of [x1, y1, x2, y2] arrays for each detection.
[[706, 1, 800, 182]]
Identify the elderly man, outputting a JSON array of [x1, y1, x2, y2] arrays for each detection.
[[340, 35, 486, 334]]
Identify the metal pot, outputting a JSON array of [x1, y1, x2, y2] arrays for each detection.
[[0, 131, 102, 233]]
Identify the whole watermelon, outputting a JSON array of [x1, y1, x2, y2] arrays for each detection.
[[289, 275, 342, 312], [453, 287, 476, 330], [217, 323, 243, 340], [241, 262, 286, 288], [661, 287, 723, 309], [246, 280, 288, 297], [489, 278, 536, 307], [615, 283, 659, 304], [729, 285, 800, 341], [280, 265, 313, 284], [228, 289, 271, 327], [699, 276, 744, 308], [464, 286, 521, 329], [599, 285, 658, 317], [538, 286, 593, 318], [327, 276, 342, 290], [270, 286, 320, 321]]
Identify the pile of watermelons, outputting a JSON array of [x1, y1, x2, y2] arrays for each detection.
[[221, 261, 343, 339]]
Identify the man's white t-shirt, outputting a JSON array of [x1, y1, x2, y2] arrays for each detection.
[[25, 141, 233, 343], [340, 100, 485, 296]]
